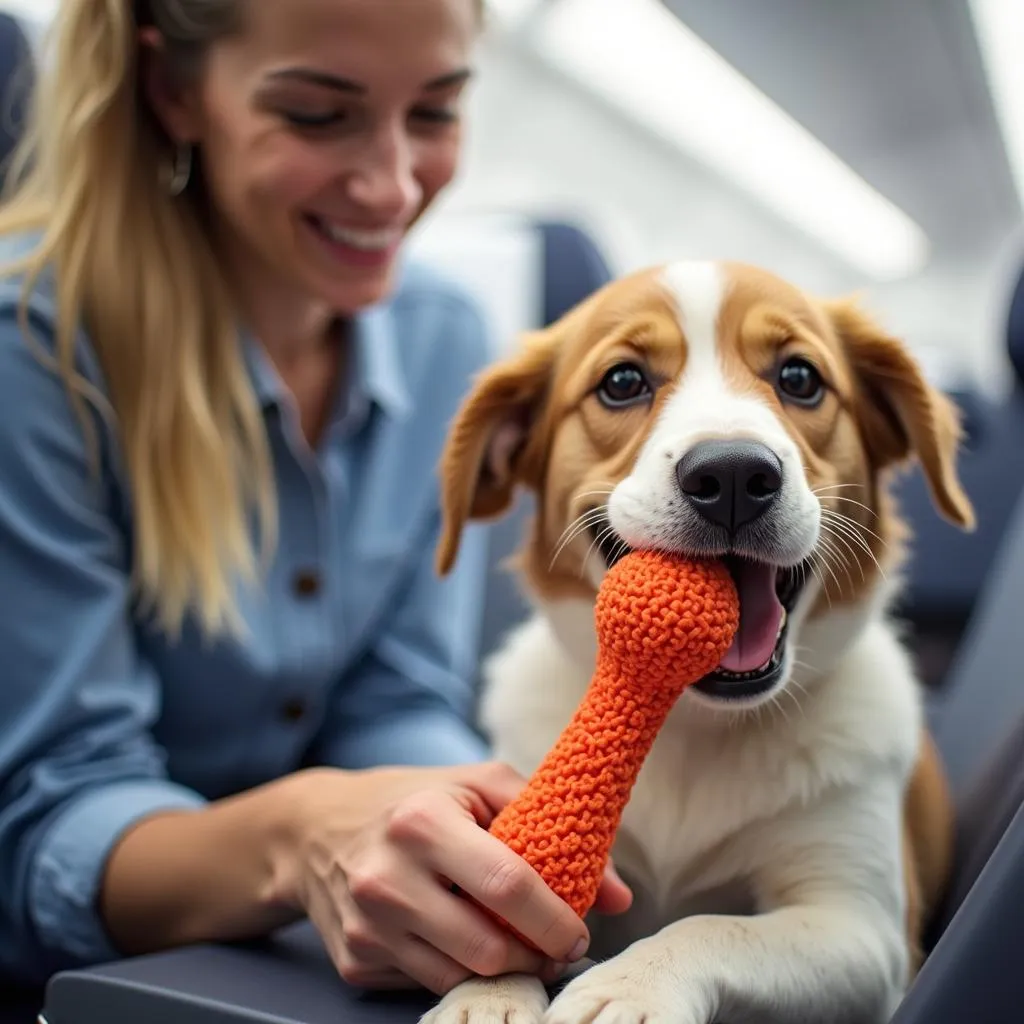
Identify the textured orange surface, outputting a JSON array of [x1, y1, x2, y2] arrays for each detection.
[[487, 550, 739, 939]]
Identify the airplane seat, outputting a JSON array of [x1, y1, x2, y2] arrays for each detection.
[[892, 254, 1024, 688], [0, 11, 33, 187], [891, 485, 1024, 1022], [0, 16, 46, 1022], [474, 218, 616, 676]]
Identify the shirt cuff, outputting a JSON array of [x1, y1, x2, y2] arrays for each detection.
[[333, 708, 491, 769], [29, 779, 206, 964]]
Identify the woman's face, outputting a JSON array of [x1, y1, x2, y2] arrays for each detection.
[[156, 0, 477, 316]]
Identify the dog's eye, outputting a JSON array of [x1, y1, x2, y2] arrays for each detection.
[[597, 363, 651, 408], [777, 357, 824, 407]]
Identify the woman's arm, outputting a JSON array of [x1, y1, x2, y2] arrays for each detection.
[[97, 777, 302, 956], [0, 296, 211, 981]]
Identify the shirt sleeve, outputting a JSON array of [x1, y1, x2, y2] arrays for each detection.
[[0, 297, 205, 984]]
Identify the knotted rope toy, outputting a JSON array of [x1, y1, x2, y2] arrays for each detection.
[[483, 549, 739, 942]]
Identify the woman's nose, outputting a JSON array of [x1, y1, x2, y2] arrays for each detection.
[[347, 127, 422, 224]]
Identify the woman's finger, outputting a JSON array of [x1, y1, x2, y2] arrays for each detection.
[[355, 860, 549, 979], [305, 884, 367, 982], [386, 790, 589, 963], [381, 934, 474, 996], [457, 762, 528, 819], [327, 855, 490, 994], [310, 878, 416, 989], [592, 860, 633, 915]]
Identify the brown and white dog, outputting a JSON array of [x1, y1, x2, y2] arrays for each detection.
[[426, 261, 974, 1024]]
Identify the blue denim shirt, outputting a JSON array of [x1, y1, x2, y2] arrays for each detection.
[[0, 233, 493, 983]]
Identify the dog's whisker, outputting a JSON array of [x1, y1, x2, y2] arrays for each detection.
[[817, 531, 856, 583], [820, 509, 876, 555], [777, 684, 806, 724], [818, 494, 883, 522], [812, 483, 866, 494], [553, 506, 607, 543], [795, 559, 812, 593], [785, 686, 808, 724], [787, 672, 811, 696], [814, 537, 847, 590], [611, 536, 631, 565], [821, 520, 881, 577], [819, 524, 866, 584], [550, 507, 610, 568], [808, 557, 834, 607], [579, 524, 619, 579], [821, 506, 889, 549], [765, 696, 788, 728], [823, 525, 866, 579], [814, 536, 852, 596], [820, 512, 888, 580]]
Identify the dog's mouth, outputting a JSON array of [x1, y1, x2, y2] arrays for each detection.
[[592, 518, 809, 701], [696, 555, 806, 701]]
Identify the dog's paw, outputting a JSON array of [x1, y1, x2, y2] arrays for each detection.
[[545, 961, 702, 1024], [419, 973, 550, 1024]]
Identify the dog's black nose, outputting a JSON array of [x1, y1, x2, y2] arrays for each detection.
[[676, 440, 783, 533]]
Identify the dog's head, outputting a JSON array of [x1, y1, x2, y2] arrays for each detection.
[[437, 261, 974, 710]]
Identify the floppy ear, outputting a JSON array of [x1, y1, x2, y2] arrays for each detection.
[[826, 299, 975, 532], [435, 328, 560, 576]]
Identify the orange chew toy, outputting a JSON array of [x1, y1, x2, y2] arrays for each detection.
[[486, 550, 739, 933]]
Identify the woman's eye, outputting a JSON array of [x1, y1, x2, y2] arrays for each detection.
[[597, 363, 651, 408], [411, 107, 459, 126], [283, 110, 344, 129], [777, 356, 825, 407]]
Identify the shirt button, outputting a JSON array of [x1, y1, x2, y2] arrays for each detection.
[[293, 569, 321, 598], [279, 697, 308, 723]]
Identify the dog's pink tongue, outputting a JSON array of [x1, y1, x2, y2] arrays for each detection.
[[719, 561, 783, 673]]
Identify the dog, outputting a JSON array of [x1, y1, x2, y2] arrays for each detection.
[[424, 261, 974, 1024]]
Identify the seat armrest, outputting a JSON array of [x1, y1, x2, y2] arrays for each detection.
[[891, 796, 1024, 1023]]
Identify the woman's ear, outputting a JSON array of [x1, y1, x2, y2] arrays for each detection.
[[826, 298, 975, 532], [435, 328, 560, 576], [138, 27, 202, 146]]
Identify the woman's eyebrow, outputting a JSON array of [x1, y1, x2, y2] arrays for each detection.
[[264, 67, 473, 94], [422, 69, 473, 91]]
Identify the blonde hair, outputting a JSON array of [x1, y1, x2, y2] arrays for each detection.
[[0, 0, 275, 638]]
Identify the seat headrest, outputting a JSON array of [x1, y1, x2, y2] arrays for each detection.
[[0, 14, 34, 183], [536, 220, 614, 326], [1009, 260, 1024, 386]]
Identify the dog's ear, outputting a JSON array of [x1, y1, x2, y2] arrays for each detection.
[[826, 298, 975, 532], [435, 327, 561, 576]]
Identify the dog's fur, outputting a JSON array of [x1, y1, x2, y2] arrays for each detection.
[[424, 262, 973, 1024]]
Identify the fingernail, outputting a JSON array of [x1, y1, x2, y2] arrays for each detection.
[[568, 938, 588, 962]]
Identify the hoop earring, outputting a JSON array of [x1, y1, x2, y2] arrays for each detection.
[[163, 143, 193, 197]]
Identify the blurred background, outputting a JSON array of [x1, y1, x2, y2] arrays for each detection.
[[413, 0, 1024, 688], [425, 0, 1024, 390], [2, 0, 1023, 686]]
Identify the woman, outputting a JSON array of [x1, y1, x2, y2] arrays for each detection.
[[0, 0, 630, 995]]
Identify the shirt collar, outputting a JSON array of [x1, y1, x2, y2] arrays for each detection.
[[240, 301, 411, 426], [350, 303, 412, 420]]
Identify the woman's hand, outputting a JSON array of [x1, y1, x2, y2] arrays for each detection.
[[273, 762, 632, 995]]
